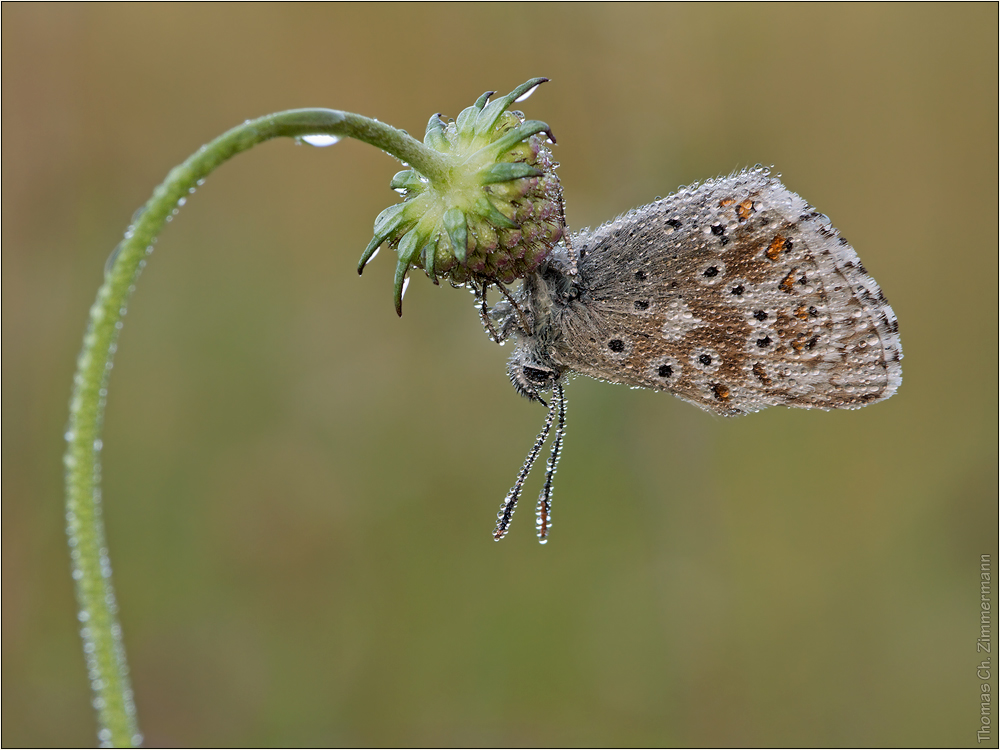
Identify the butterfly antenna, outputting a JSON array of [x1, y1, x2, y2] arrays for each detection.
[[535, 383, 566, 544], [493, 392, 558, 541]]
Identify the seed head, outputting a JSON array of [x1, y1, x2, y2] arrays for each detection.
[[357, 78, 566, 314]]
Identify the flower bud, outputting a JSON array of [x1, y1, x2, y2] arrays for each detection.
[[357, 78, 566, 315]]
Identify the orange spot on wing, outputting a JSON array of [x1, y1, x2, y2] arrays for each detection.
[[766, 235, 788, 261], [711, 383, 730, 400], [737, 199, 754, 221]]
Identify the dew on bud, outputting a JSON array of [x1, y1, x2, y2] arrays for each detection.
[[514, 84, 541, 103], [105, 243, 123, 274]]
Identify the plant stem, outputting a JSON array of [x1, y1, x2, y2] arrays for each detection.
[[64, 108, 442, 747]]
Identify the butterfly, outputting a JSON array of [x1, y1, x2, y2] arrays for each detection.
[[488, 167, 902, 542]]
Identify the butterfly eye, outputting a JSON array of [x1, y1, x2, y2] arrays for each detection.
[[523, 365, 555, 385]]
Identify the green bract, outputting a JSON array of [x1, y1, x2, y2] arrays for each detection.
[[357, 78, 566, 315]]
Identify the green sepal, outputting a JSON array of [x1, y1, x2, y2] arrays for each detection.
[[443, 208, 468, 262], [484, 120, 554, 160], [373, 202, 408, 237], [476, 196, 518, 230], [480, 162, 543, 184], [421, 240, 438, 281], [393, 229, 422, 316], [393, 260, 408, 317], [472, 90, 496, 110], [359, 203, 411, 275], [455, 104, 478, 135], [357, 234, 383, 275], [424, 115, 449, 151], [396, 226, 422, 263]]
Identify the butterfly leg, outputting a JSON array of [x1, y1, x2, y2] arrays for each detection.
[[492, 280, 533, 337], [535, 383, 566, 544], [494, 391, 557, 541], [476, 280, 502, 343]]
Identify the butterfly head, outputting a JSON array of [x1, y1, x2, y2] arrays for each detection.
[[507, 346, 562, 406]]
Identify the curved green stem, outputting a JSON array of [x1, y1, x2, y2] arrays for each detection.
[[64, 108, 441, 747]]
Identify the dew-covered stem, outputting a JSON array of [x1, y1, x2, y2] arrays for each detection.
[[64, 108, 447, 747]]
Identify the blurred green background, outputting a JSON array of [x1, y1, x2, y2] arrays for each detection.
[[3, 4, 997, 746]]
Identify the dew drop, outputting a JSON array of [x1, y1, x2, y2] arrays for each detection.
[[105, 243, 123, 273], [299, 134, 341, 147], [401, 276, 411, 298], [514, 84, 541, 103]]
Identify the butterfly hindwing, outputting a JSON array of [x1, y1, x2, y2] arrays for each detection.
[[545, 168, 902, 416]]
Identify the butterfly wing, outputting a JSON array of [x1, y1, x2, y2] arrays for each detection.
[[547, 168, 902, 416]]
